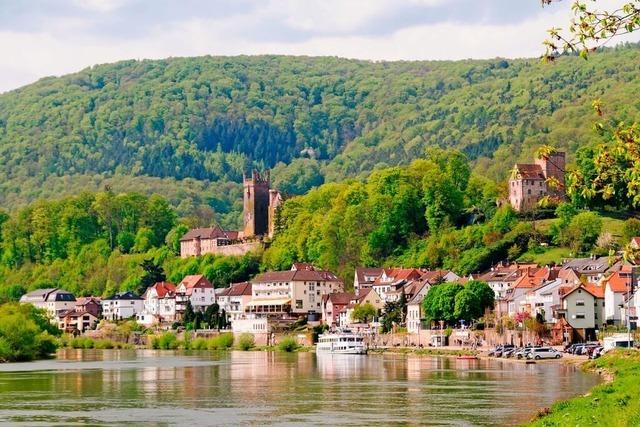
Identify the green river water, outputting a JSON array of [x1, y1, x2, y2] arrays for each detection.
[[0, 349, 600, 426]]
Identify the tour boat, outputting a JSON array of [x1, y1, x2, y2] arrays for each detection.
[[316, 330, 367, 355]]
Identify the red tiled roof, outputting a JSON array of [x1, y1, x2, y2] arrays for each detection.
[[514, 164, 545, 180], [604, 272, 631, 293], [180, 275, 213, 290], [583, 283, 605, 298], [227, 282, 252, 296], [148, 282, 176, 298], [355, 267, 384, 283], [253, 269, 341, 283], [180, 226, 239, 242], [325, 292, 355, 306], [632, 237, 640, 246]]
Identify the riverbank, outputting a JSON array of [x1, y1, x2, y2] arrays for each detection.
[[526, 349, 640, 426], [369, 347, 478, 357]]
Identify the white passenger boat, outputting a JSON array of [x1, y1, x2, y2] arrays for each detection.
[[316, 330, 367, 354]]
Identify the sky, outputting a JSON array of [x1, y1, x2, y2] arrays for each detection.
[[1, 0, 639, 93]]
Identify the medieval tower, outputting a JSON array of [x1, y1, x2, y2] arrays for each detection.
[[243, 170, 270, 237], [535, 151, 566, 198]]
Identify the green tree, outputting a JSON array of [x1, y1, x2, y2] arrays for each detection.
[[138, 259, 166, 294], [622, 218, 640, 243], [563, 211, 603, 253], [351, 303, 377, 323], [422, 283, 464, 325]]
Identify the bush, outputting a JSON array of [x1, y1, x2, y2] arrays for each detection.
[[207, 333, 234, 350], [278, 336, 300, 352], [237, 333, 255, 351], [190, 337, 208, 350], [94, 339, 115, 349], [151, 332, 179, 350]]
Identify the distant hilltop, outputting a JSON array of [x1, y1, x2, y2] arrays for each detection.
[[1, 45, 640, 211]]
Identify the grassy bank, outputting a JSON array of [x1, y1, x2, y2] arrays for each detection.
[[528, 350, 640, 426], [368, 347, 478, 357]]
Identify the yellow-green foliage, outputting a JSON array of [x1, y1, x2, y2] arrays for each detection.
[[0, 303, 60, 362], [150, 332, 179, 350], [237, 333, 255, 351], [207, 333, 234, 350], [277, 336, 300, 352], [528, 350, 640, 426]]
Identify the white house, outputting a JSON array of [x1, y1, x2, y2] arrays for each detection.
[[407, 283, 430, 334], [102, 291, 144, 321], [218, 282, 253, 321], [603, 269, 631, 325], [522, 278, 564, 323], [176, 275, 216, 314], [20, 288, 76, 319], [560, 283, 605, 342], [248, 264, 343, 317], [137, 282, 178, 326]]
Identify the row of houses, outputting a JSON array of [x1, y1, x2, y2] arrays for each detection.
[[18, 243, 640, 344]]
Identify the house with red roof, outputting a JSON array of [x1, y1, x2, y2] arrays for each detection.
[[217, 282, 253, 321], [559, 283, 605, 342], [321, 292, 355, 326], [137, 282, 178, 326], [603, 266, 633, 325], [248, 264, 343, 318], [353, 267, 384, 293], [176, 275, 216, 315]]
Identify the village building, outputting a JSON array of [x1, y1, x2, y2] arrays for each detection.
[[522, 275, 565, 323], [217, 281, 253, 321], [353, 267, 384, 293], [562, 256, 617, 283], [406, 282, 430, 334], [176, 275, 216, 315], [180, 170, 281, 258], [75, 297, 102, 318], [137, 282, 178, 326], [508, 151, 565, 211], [58, 309, 99, 333], [372, 268, 423, 303], [20, 288, 76, 319], [102, 291, 144, 321], [248, 263, 343, 319], [321, 292, 355, 327], [558, 283, 605, 342], [603, 267, 632, 325], [507, 267, 555, 316]]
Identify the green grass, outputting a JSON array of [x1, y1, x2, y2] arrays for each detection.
[[518, 246, 573, 265], [527, 350, 640, 426]]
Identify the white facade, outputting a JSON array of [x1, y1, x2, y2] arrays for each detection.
[[523, 279, 563, 323], [604, 284, 625, 325], [102, 294, 144, 321], [407, 303, 421, 334], [20, 288, 76, 319]]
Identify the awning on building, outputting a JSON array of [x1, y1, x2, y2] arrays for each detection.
[[246, 298, 291, 307]]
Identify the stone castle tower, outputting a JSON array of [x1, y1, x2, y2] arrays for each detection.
[[243, 170, 270, 237], [535, 151, 565, 198]]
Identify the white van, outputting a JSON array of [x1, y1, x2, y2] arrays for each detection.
[[527, 347, 562, 360]]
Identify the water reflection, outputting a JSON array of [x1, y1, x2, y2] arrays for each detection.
[[0, 350, 600, 426]]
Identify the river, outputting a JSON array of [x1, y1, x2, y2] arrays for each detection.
[[0, 349, 600, 426]]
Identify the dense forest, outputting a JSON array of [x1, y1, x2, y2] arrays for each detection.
[[1, 44, 640, 222], [1, 46, 640, 299]]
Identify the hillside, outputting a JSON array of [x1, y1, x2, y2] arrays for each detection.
[[1, 45, 640, 218]]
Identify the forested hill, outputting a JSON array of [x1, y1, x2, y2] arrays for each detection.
[[1, 45, 640, 218]]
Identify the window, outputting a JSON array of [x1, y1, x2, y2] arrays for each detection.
[[576, 300, 585, 306], [296, 300, 303, 309], [576, 313, 586, 319]]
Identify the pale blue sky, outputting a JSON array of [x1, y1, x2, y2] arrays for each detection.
[[1, 0, 637, 92]]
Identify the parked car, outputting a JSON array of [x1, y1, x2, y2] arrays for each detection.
[[515, 347, 536, 359], [564, 344, 580, 354], [589, 346, 604, 359], [502, 347, 517, 358], [527, 347, 562, 360]]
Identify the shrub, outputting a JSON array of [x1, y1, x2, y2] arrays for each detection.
[[237, 333, 255, 351], [190, 337, 208, 350], [94, 339, 115, 349], [278, 336, 299, 352], [217, 333, 234, 349], [151, 332, 179, 350]]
